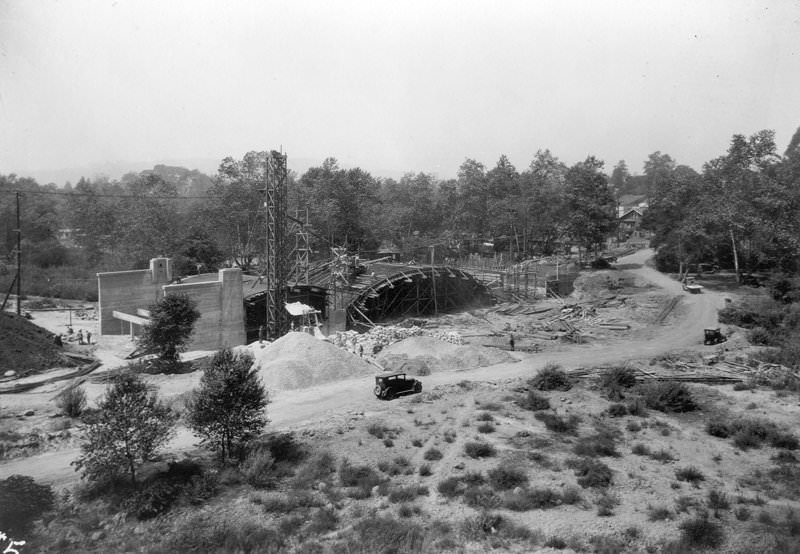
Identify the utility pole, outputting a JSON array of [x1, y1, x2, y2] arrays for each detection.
[[16, 192, 21, 315]]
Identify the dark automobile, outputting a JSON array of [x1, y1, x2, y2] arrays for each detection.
[[374, 371, 422, 400], [704, 328, 727, 345]]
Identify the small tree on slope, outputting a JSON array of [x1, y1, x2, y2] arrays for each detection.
[[187, 348, 268, 462], [73, 373, 176, 487]]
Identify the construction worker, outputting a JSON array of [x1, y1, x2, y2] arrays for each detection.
[[509, 333, 515, 351]]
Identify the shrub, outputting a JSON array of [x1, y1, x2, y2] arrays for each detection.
[[520, 390, 551, 411], [57, 384, 87, 417], [344, 516, 426, 553], [367, 423, 390, 439], [158, 512, 284, 553], [123, 479, 181, 519], [530, 363, 572, 391], [625, 397, 648, 416], [338, 462, 381, 495], [675, 466, 705, 485], [607, 403, 628, 417], [648, 505, 673, 521], [463, 485, 502, 509], [240, 448, 275, 488], [596, 492, 619, 516], [626, 420, 642, 432], [707, 489, 730, 511], [534, 412, 580, 434], [419, 464, 432, 476], [602, 366, 638, 400], [706, 421, 731, 438], [411, 438, 423, 447], [573, 432, 619, 457], [650, 449, 676, 463], [388, 485, 427, 503], [437, 477, 463, 498], [635, 381, 697, 412], [0, 475, 55, 535], [487, 464, 528, 491], [566, 458, 613, 489], [561, 486, 582, 505], [631, 443, 651, 456], [383, 438, 394, 447], [735, 506, 751, 521], [476, 412, 494, 422], [464, 441, 496, 458], [477, 422, 495, 434], [503, 487, 561, 511], [423, 447, 443, 461], [679, 515, 725, 549], [258, 433, 305, 463], [292, 451, 336, 489]]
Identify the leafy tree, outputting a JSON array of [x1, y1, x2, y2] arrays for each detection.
[[519, 150, 568, 255], [139, 294, 200, 365], [187, 349, 268, 462], [73, 373, 176, 487], [609, 160, 629, 191], [643, 151, 676, 199], [456, 158, 489, 235], [565, 156, 617, 259]]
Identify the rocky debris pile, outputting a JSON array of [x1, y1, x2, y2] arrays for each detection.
[[246, 331, 376, 391], [746, 362, 800, 389], [376, 335, 515, 375], [330, 325, 463, 357]]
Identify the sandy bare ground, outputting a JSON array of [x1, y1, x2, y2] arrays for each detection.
[[0, 249, 726, 488]]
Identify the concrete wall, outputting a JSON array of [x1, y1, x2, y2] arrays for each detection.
[[97, 259, 245, 351], [163, 268, 245, 350], [97, 258, 172, 336]]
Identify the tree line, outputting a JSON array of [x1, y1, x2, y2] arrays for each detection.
[[2, 126, 800, 299]]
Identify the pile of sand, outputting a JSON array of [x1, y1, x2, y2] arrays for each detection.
[[247, 332, 377, 390], [0, 312, 65, 376], [376, 336, 515, 375]]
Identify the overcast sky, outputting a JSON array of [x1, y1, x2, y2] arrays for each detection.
[[1, 0, 799, 183]]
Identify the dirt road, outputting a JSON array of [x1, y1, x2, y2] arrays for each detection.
[[0, 249, 726, 488]]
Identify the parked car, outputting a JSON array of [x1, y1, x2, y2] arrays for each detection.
[[704, 328, 727, 345], [374, 371, 422, 400]]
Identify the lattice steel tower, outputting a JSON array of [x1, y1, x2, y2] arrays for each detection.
[[264, 150, 289, 339]]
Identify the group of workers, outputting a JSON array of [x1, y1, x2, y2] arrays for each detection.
[[53, 326, 93, 347]]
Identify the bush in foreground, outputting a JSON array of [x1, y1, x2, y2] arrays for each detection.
[[0, 474, 55, 535], [56, 384, 87, 417], [535, 412, 580, 434], [566, 458, 613, 489], [679, 514, 725, 549], [464, 442, 496, 458], [487, 464, 528, 491], [530, 363, 572, 391], [635, 381, 697, 412]]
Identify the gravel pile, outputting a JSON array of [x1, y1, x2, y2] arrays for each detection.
[[376, 336, 515, 375], [247, 331, 376, 390]]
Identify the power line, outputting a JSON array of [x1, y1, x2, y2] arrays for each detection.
[[0, 189, 219, 200]]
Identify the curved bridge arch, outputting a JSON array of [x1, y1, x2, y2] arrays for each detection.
[[346, 265, 492, 330]]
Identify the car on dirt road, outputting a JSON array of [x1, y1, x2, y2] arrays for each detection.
[[704, 328, 727, 345], [374, 371, 422, 400]]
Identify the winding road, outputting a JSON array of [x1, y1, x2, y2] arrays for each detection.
[[0, 249, 726, 488]]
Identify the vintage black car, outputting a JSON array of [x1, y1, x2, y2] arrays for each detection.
[[704, 328, 727, 345], [374, 371, 422, 400]]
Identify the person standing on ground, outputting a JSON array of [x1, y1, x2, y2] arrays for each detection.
[[509, 333, 515, 351], [258, 325, 265, 344], [86, 331, 92, 345]]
